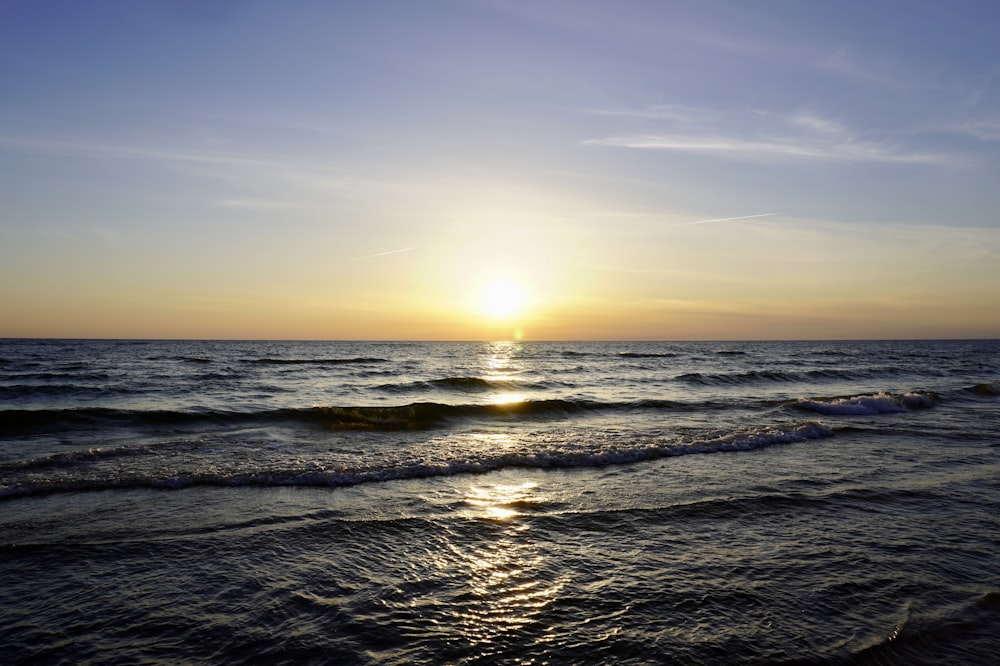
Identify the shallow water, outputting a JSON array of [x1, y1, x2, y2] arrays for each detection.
[[2, 339, 999, 664]]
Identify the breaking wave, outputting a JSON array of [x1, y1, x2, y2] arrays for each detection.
[[0, 422, 834, 500], [796, 391, 938, 416]]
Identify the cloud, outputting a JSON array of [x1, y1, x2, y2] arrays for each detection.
[[0, 133, 363, 201], [585, 133, 952, 165], [582, 104, 708, 123], [583, 106, 966, 166], [818, 46, 898, 87], [0, 135, 364, 189], [353, 246, 418, 261], [955, 120, 1000, 142], [217, 198, 302, 210], [683, 212, 783, 226], [0, 134, 353, 178], [788, 113, 846, 135]]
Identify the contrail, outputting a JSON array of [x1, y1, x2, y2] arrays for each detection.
[[353, 246, 417, 261], [683, 212, 783, 225]]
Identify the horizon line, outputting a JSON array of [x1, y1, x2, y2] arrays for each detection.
[[2, 336, 996, 343]]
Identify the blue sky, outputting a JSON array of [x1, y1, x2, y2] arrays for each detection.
[[2, 0, 999, 339]]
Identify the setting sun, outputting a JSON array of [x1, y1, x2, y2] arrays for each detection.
[[479, 278, 528, 320]]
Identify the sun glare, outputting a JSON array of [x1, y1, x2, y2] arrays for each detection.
[[479, 278, 527, 320]]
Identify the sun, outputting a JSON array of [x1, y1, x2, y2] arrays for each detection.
[[479, 278, 528, 320]]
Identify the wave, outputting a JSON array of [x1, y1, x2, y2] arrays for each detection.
[[0, 407, 256, 434], [241, 357, 390, 366], [831, 591, 1000, 666], [2, 371, 112, 381], [677, 368, 868, 385], [678, 370, 792, 385], [0, 384, 108, 399], [0, 422, 834, 501], [2, 443, 154, 471], [807, 349, 857, 357], [314, 399, 618, 430], [0, 398, 691, 435], [795, 391, 937, 416], [3, 385, 952, 436], [315, 398, 730, 429], [677, 365, 921, 385], [427, 376, 499, 391], [378, 376, 507, 393], [965, 382, 1000, 397], [1, 378, 973, 437], [376, 376, 573, 394], [618, 352, 679, 359]]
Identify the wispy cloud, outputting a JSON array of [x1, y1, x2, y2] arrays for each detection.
[[955, 120, 1000, 142], [585, 133, 953, 164], [0, 134, 353, 177], [217, 198, 303, 210], [0, 133, 365, 204], [817, 46, 902, 88], [788, 113, 845, 135], [683, 212, 783, 226], [582, 104, 708, 123], [583, 106, 965, 166], [353, 246, 418, 261]]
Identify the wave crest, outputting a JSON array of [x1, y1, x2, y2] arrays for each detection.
[[313, 399, 600, 430], [0, 422, 834, 501], [1, 398, 693, 435], [796, 392, 937, 416]]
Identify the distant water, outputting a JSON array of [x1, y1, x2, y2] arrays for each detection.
[[2, 339, 999, 664]]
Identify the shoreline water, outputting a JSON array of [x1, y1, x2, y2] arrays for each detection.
[[2, 339, 998, 664]]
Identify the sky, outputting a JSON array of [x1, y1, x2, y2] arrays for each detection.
[[2, 0, 999, 340]]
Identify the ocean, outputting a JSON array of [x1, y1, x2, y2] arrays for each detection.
[[1, 338, 998, 665]]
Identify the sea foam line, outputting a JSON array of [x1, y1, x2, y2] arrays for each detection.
[[0, 422, 834, 501]]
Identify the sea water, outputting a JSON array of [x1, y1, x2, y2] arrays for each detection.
[[1, 339, 998, 664]]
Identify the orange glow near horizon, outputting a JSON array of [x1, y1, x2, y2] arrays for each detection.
[[3, 210, 1000, 341]]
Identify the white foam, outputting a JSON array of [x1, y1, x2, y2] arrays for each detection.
[[797, 392, 936, 416], [0, 423, 837, 500]]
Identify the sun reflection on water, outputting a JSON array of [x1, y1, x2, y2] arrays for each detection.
[[447, 479, 567, 653], [464, 480, 539, 522], [490, 392, 527, 406], [481, 340, 525, 380]]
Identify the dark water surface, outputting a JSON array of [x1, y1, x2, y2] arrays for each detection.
[[1, 339, 998, 664]]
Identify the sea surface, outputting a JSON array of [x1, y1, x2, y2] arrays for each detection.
[[1, 338, 998, 665]]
